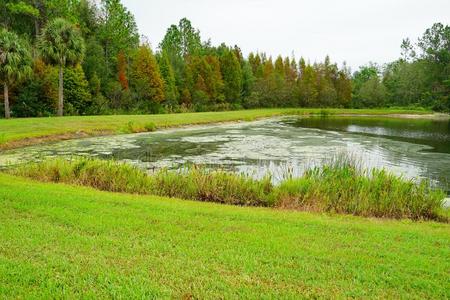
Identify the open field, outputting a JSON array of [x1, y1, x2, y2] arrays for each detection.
[[0, 173, 449, 298], [1, 108, 448, 298], [0, 108, 434, 149]]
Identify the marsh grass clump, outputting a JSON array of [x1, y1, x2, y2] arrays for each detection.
[[118, 121, 157, 133], [144, 122, 157, 132], [0, 134, 6, 145], [318, 109, 332, 117], [242, 116, 256, 122], [10, 158, 273, 206], [12, 158, 153, 194], [8, 157, 447, 221], [273, 163, 446, 220], [152, 167, 273, 206]]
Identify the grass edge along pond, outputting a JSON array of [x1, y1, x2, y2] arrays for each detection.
[[0, 108, 435, 149], [8, 157, 447, 221], [0, 171, 449, 298]]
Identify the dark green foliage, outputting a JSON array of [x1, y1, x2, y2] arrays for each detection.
[[62, 65, 92, 115], [0, 28, 33, 118], [352, 64, 385, 108], [97, 0, 139, 70], [357, 76, 387, 108], [159, 18, 202, 58], [241, 61, 255, 99], [383, 23, 449, 111], [38, 17, 85, 116], [1, 1, 448, 118], [219, 47, 242, 102], [1, 0, 39, 37], [156, 51, 178, 105], [38, 18, 85, 66], [82, 38, 108, 88], [12, 79, 53, 117]]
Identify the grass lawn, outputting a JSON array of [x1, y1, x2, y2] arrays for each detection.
[[0, 173, 448, 298], [0, 108, 432, 149]]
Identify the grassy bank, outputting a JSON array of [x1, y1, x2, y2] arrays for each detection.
[[0, 173, 448, 298], [10, 158, 446, 221], [0, 108, 433, 149]]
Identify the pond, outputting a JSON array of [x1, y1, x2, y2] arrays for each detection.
[[1, 116, 449, 192]]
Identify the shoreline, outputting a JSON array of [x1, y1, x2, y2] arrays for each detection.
[[336, 113, 450, 119], [1, 110, 448, 151]]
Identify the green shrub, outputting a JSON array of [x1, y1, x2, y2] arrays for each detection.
[[318, 109, 331, 117], [144, 122, 157, 132], [120, 121, 142, 133]]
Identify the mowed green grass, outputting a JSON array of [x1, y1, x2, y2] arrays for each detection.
[[0, 173, 448, 298], [0, 108, 431, 147]]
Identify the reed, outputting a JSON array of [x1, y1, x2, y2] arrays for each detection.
[[9, 157, 447, 221]]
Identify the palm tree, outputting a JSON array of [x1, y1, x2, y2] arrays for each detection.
[[38, 18, 85, 116], [0, 29, 32, 119]]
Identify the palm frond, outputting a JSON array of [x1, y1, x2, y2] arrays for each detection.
[[0, 29, 32, 83], [38, 18, 85, 67]]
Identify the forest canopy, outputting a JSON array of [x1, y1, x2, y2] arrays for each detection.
[[1, 0, 449, 118]]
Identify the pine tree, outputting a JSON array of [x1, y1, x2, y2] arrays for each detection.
[[336, 64, 352, 107], [130, 45, 165, 105], [263, 57, 274, 79], [157, 51, 178, 104], [63, 65, 92, 114], [274, 56, 284, 79], [204, 55, 224, 102], [220, 48, 242, 102], [299, 57, 306, 77], [241, 61, 255, 98], [249, 53, 263, 78], [186, 55, 224, 105], [298, 63, 318, 106]]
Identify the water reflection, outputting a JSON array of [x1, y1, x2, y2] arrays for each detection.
[[0, 116, 449, 191]]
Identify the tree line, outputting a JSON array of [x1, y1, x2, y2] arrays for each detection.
[[1, 0, 449, 118]]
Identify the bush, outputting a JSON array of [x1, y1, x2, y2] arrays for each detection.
[[63, 65, 93, 115], [13, 80, 54, 117], [144, 122, 157, 132]]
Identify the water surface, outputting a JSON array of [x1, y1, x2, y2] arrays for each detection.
[[1, 116, 449, 191]]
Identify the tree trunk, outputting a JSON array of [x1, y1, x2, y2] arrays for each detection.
[[58, 64, 64, 116], [4, 82, 10, 119], [34, 19, 39, 39]]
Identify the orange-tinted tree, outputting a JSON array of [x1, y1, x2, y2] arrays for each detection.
[[130, 45, 165, 106], [117, 51, 128, 90]]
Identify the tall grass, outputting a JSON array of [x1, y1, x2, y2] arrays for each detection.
[[8, 157, 447, 221], [273, 165, 445, 220], [12, 158, 153, 194], [11, 159, 272, 206], [152, 167, 272, 206]]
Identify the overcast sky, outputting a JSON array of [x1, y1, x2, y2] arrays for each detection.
[[122, 0, 450, 71]]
